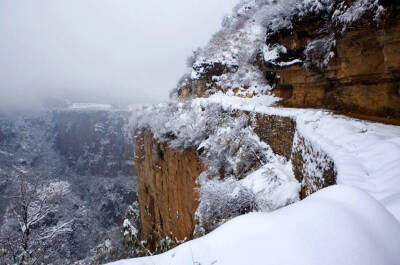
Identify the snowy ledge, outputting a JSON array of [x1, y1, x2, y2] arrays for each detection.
[[133, 92, 400, 221], [200, 93, 400, 220]]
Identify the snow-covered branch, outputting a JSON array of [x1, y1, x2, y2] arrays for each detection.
[[0, 177, 73, 265]]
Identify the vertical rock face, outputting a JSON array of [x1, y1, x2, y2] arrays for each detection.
[[135, 113, 336, 241], [262, 4, 400, 123], [134, 130, 205, 241], [251, 114, 296, 160]]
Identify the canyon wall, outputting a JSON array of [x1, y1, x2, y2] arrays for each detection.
[[261, 3, 400, 124], [178, 3, 400, 124]]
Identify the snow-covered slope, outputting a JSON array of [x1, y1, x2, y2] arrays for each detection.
[[108, 185, 400, 265]]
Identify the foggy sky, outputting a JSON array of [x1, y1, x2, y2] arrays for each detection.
[[0, 0, 239, 111]]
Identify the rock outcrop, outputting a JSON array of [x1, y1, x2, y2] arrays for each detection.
[[177, 2, 400, 124], [259, 2, 400, 124], [134, 111, 336, 241]]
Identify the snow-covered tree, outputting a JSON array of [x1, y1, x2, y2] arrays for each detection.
[[120, 201, 185, 257], [0, 177, 72, 265], [121, 202, 152, 257]]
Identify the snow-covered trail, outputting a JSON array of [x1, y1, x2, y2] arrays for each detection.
[[108, 186, 400, 265], [296, 111, 400, 220], [202, 94, 400, 220]]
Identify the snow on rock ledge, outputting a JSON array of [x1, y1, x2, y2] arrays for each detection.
[[108, 185, 400, 265], [132, 96, 337, 243], [208, 94, 400, 220]]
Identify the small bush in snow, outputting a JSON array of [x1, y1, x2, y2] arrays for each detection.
[[304, 35, 336, 69]]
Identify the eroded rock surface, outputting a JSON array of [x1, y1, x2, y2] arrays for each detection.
[[134, 130, 205, 242], [261, 3, 400, 123]]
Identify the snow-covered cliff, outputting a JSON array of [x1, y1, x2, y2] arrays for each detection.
[[123, 0, 400, 264]]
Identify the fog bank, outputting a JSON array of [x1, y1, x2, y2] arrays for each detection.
[[0, 0, 239, 111]]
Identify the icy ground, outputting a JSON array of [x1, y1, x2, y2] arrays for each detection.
[[109, 186, 400, 265], [112, 94, 400, 265]]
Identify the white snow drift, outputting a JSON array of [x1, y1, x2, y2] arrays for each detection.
[[108, 185, 400, 265]]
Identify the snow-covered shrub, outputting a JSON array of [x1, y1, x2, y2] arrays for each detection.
[[195, 177, 258, 233], [0, 178, 73, 265], [257, 0, 297, 34], [132, 100, 225, 150], [242, 164, 300, 211], [198, 115, 271, 179], [304, 35, 336, 69], [221, 15, 234, 29], [332, 0, 385, 33], [294, 0, 334, 18], [121, 202, 144, 256], [186, 48, 202, 68]]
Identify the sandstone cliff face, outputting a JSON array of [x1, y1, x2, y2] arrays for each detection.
[[134, 130, 204, 241], [135, 112, 336, 241], [261, 3, 400, 124]]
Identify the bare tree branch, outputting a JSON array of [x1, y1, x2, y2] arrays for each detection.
[[0, 177, 73, 265]]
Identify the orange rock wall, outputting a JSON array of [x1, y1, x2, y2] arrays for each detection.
[[269, 6, 400, 123], [134, 130, 205, 242]]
